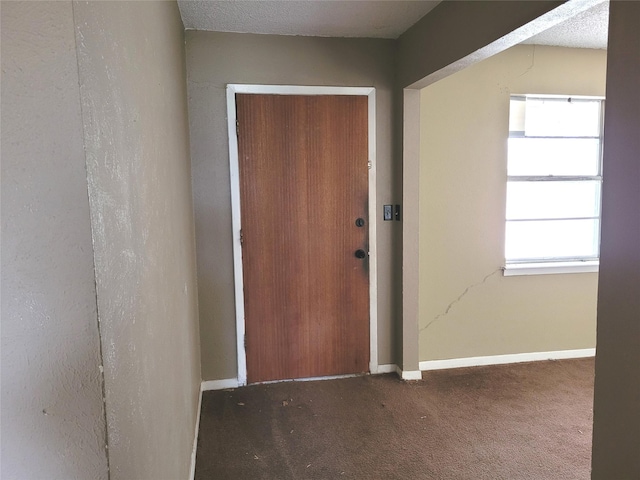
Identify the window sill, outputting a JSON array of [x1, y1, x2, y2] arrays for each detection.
[[503, 261, 599, 276]]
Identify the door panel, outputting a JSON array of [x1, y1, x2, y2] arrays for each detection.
[[236, 94, 369, 383]]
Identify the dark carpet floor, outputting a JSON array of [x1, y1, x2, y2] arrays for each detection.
[[195, 358, 594, 479]]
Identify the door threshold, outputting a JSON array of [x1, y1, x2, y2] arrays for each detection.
[[250, 372, 367, 386]]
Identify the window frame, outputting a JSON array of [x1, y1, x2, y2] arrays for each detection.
[[503, 94, 605, 276]]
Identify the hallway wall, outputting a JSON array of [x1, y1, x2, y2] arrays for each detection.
[[2, 2, 201, 479], [74, 2, 201, 479], [1, 2, 109, 478], [185, 31, 398, 381]]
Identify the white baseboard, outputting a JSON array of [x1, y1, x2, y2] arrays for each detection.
[[395, 365, 422, 380], [202, 366, 400, 389], [202, 378, 240, 391], [419, 348, 596, 372], [189, 385, 203, 480], [373, 363, 397, 374]]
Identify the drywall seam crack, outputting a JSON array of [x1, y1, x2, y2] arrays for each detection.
[[518, 44, 536, 78], [419, 268, 502, 335], [71, 2, 111, 478]]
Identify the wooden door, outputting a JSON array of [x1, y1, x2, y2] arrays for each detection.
[[236, 94, 370, 384]]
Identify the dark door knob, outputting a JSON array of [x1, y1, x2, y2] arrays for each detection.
[[355, 249, 366, 259], [355, 218, 365, 227]]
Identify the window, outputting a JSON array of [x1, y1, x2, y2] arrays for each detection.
[[504, 95, 604, 275]]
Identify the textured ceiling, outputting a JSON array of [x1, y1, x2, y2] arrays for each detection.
[[523, 0, 608, 50], [178, 0, 441, 39], [178, 0, 608, 49]]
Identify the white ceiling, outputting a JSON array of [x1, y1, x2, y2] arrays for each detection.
[[178, 0, 440, 38], [178, 0, 608, 48], [178, 0, 441, 39], [523, 0, 608, 50]]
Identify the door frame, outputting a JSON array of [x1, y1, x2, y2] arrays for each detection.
[[226, 84, 378, 386]]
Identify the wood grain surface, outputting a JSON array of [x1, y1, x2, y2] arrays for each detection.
[[236, 94, 369, 383]]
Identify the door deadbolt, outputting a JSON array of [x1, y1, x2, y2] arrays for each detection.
[[355, 249, 366, 259], [355, 218, 365, 227]]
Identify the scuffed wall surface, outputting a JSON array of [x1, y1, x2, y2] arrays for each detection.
[[185, 31, 397, 380], [0, 2, 108, 479], [419, 45, 605, 361], [73, 2, 201, 479]]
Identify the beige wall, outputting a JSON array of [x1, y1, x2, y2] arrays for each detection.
[[185, 31, 399, 381], [73, 2, 201, 479], [1, 3, 109, 478], [395, 0, 604, 374], [419, 45, 606, 362]]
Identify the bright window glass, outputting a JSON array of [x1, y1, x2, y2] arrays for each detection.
[[505, 219, 600, 261], [507, 138, 600, 176], [505, 95, 604, 265], [523, 97, 601, 137], [506, 181, 601, 220]]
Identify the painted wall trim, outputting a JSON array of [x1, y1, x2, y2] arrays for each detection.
[[396, 366, 423, 381], [189, 385, 203, 480], [366, 90, 379, 375], [226, 84, 378, 386], [202, 378, 240, 391], [226, 85, 248, 386], [503, 261, 599, 276], [199, 349, 595, 391], [401, 88, 422, 373], [201, 365, 398, 392], [419, 348, 596, 371]]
